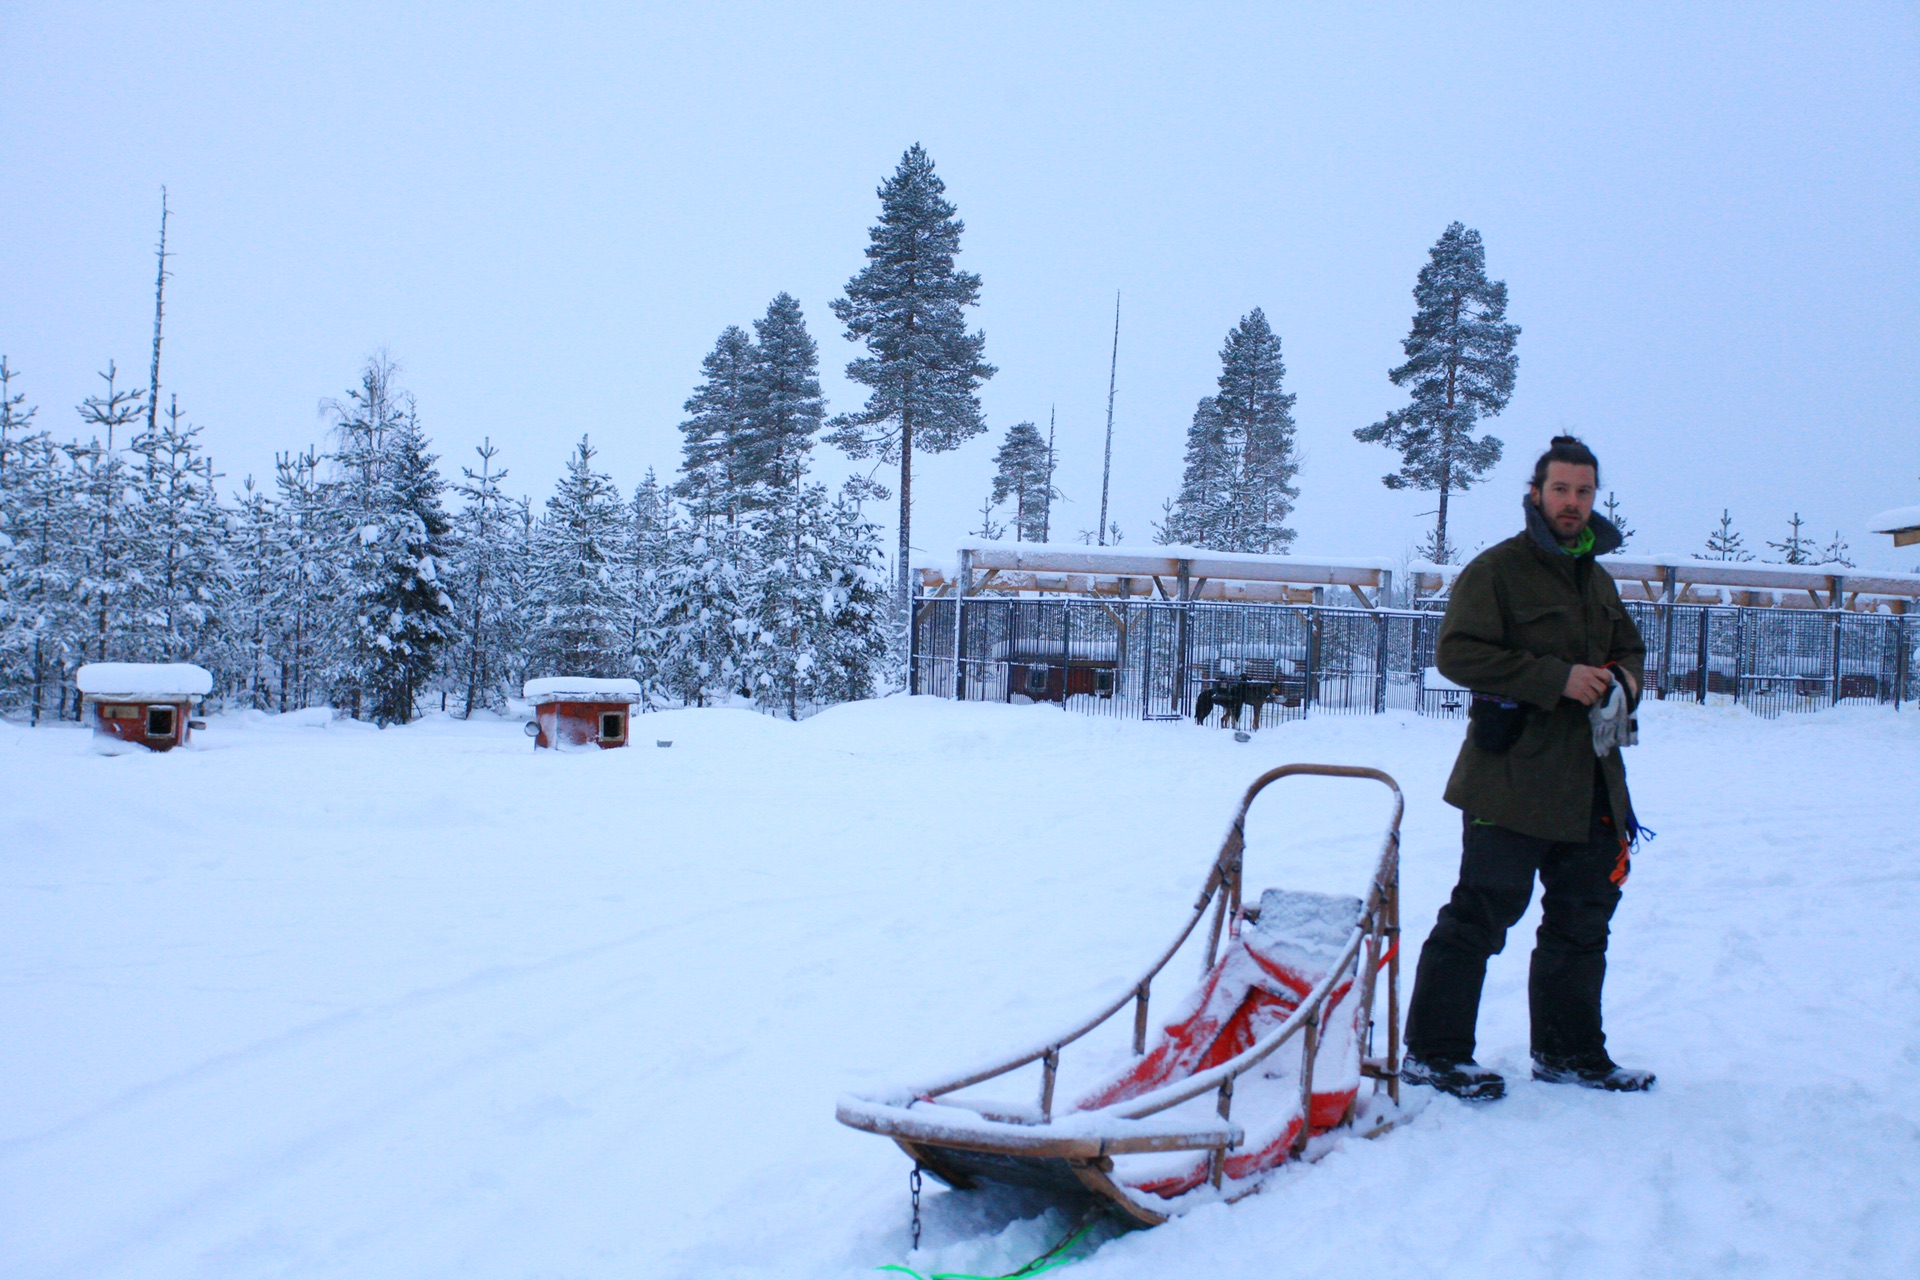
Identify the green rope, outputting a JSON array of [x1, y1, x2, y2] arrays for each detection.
[[876, 1213, 1103, 1280]]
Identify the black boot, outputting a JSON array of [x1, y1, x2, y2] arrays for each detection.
[[1532, 1053, 1654, 1092], [1401, 1055, 1506, 1101]]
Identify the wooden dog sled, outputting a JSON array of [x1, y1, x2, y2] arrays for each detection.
[[837, 764, 1404, 1225]]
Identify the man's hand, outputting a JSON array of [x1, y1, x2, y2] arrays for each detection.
[[1563, 664, 1614, 706]]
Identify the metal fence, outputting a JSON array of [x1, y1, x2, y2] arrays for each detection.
[[909, 594, 1917, 729]]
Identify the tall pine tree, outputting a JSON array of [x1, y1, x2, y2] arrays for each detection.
[[1159, 309, 1299, 553], [127, 396, 229, 664], [448, 439, 520, 716], [1355, 223, 1519, 564], [990, 420, 1057, 542], [675, 326, 755, 528], [742, 292, 827, 511], [827, 144, 995, 618]]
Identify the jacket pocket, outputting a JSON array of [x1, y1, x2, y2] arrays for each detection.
[[1510, 603, 1570, 655]]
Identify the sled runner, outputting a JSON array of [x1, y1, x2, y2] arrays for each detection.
[[837, 764, 1404, 1225]]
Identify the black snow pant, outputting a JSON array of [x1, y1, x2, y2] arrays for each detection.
[[1404, 790, 1629, 1066]]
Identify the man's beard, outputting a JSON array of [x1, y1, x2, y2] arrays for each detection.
[[1534, 496, 1589, 543]]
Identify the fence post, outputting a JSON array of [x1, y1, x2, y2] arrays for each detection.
[[1896, 614, 1909, 713], [1174, 560, 1192, 718], [1060, 597, 1073, 710], [1304, 608, 1321, 711], [1660, 570, 1678, 699], [1829, 578, 1845, 707], [1374, 611, 1390, 714], [1696, 609, 1710, 704], [953, 549, 972, 701], [908, 591, 921, 694]]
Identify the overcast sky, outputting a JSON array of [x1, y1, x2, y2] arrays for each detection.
[[5, 2, 1916, 571]]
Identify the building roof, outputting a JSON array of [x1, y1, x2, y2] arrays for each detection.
[[75, 663, 212, 698], [522, 677, 643, 704], [1868, 505, 1920, 534]]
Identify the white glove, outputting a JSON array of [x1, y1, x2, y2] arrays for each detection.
[[1589, 677, 1637, 757]]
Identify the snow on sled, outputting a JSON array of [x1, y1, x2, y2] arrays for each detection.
[[838, 764, 1405, 1226]]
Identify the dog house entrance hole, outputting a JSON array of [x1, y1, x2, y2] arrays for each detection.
[[599, 711, 625, 742], [1024, 666, 1049, 694], [145, 705, 176, 738]]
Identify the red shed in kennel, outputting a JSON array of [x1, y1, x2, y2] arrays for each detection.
[[523, 677, 642, 749], [75, 663, 211, 752]]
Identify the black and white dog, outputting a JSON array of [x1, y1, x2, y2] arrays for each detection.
[[1195, 662, 1275, 730]]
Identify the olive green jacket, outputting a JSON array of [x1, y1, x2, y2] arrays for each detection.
[[1436, 501, 1645, 843]]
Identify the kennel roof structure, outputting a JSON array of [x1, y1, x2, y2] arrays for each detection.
[[1410, 554, 1920, 613], [917, 542, 1396, 607]]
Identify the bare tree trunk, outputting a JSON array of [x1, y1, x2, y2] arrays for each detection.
[[1099, 292, 1119, 545], [897, 409, 913, 627], [146, 189, 171, 441]]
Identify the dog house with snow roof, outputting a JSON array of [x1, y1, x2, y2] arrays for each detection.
[[523, 677, 642, 750], [75, 662, 212, 752]]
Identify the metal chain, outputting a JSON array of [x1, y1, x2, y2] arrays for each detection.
[[909, 1163, 923, 1252]]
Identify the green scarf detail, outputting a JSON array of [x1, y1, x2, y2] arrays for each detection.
[[1560, 525, 1596, 557]]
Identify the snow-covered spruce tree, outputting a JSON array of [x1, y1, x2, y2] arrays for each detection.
[[990, 420, 1057, 542], [271, 448, 342, 711], [1602, 492, 1635, 549], [447, 439, 521, 716], [740, 480, 888, 717], [1703, 509, 1754, 561], [619, 469, 672, 697], [1355, 223, 1519, 566], [1, 428, 85, 722], [127, 396, 229, 665], [0, 358, 40, 708], [1767, 512, 1816, 565], [1818, 532, 1853, 568], [675, 325, 756, 528], [1160, 309, 1299, 553], [651, 514, 755, 707], [1158, 397, 1228, 546], [742, 292, 827, 512], [324, 355, 410, 717], [828, 143, 995, 618], [223, 475, 281, 709], [73, 363, 146, 665], [354, 406, 455, 726], [527, 436, 625, 679]]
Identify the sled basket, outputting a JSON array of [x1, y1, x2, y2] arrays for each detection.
[[836, 763, 1404, 1225]]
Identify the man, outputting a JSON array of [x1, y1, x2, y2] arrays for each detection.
[[1401, 436, 1655, 1100]]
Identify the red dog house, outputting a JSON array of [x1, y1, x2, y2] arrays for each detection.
[[524, 677, 642, 750], [75, 662, 211, 752]]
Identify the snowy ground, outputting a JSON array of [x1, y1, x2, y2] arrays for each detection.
[[3, 695, 1918, 1279]]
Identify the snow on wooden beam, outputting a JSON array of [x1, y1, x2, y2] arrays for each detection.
[[1410, 555, 1920, 608]]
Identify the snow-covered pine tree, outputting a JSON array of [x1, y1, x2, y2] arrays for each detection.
[[1767, 512, 1816, 565], [447, 439, 521, 717], [1703, 509, 1754, 561], [1818, 532, 1854, 568], [740, 480, 888, 717], [1355, 223, 1519, 566], [1, 433, 84, 722], [354, 405, 455, 726], [127, 396, 229, 665], [1160, 310, 1299, 553], [527, 436, 625, 679], [1159, 397, 1229, 546], [325, 355, 411, 717], [1602, 492, 1635, 548], [223, 475, 281, 709], [1214, 309, 1298, 553], [990, 420, 1057, 542], [828, 144, 995, 617], [271, 448, 341, 711], [73, 363, 146, 665], [676, 326, 756, 528], [741, 292, 827, 512], [652, 515, 755, 707], [619, 468, 672, 698], [0, 357, 39, 707]]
